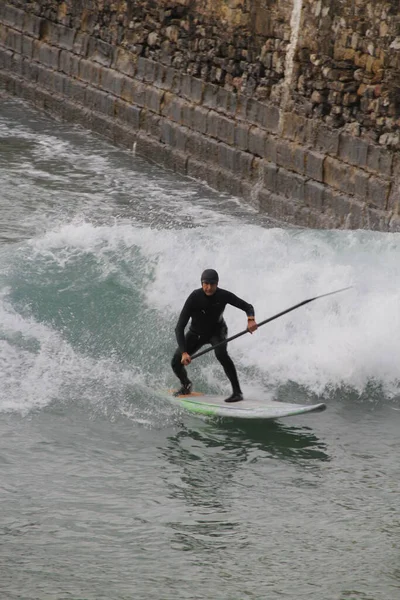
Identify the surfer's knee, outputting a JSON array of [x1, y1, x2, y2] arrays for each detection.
[[214, 346, 229, 362], [171, 350, 181, 369]]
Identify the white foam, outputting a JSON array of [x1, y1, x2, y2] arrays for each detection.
[[13, 219, 400, 400], [143, 225, 400, 398]]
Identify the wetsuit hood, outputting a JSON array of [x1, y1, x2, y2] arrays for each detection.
[[201, 269, 219, 284]]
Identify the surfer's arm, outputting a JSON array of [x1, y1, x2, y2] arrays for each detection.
[[175, 294, 193, 352], [225, 291, 258, 332]]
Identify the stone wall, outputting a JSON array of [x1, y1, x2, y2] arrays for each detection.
[[0, 0, 399, 230]]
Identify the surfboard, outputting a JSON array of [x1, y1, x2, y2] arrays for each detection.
[[168, 391, 326, 420]]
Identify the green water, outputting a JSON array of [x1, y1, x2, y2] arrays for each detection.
[[1, 98, 400, 600]]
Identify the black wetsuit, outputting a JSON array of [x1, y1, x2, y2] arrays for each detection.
[[171, 288, 255, 393]]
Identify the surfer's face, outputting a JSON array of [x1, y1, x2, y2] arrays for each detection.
[[202, 282, 218, 296]]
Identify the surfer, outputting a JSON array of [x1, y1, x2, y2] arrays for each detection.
[[171, 269, 258, 403]]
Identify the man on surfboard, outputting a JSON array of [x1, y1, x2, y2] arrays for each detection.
[[171, 269, 258, 403]]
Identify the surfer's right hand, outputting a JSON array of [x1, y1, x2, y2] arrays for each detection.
[[181, 352, 191, 365]]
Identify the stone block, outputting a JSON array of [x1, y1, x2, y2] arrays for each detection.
[[305, 180, 325, 211], [35, 86, 63, 117], [84, 87, 115, 117], [306, 151, 325, 181], [235, 94, 247, 121], [218, 143, 237, 172], [217, 87, 237, 116], [366, 145, 393, 176], [293, 146, 307, 175], [277, 140, 305, 174], [10, 51, 23, 74], [185, 131, 206, 162], [5, 29, 22, 54], [52, 71, 67, 95], [163, 66, 181, 94], [111, 121, 137, 150], [163, 148, 188, 176], [217, 113, 235, 145], [58, 25, 76, 51], [3, 5, 24, 30], [161, 119, 190, 153], [235, 150, 254, 180], [234, 121, 249, 151], [37, 66, 55, 90], [135, 57, 146, 81], [387, 180, 400, 212], [100, 68, 124, 97], [63, 78, 87, 105], [245, 98, 279, 133], [79, 58, 101, 87], [179, 102, 191, 128], [389, 214, 400, 232], [258, 190, 282, 218], [41, 21, 58, 45], [22, 35, 33, 58], [206, 110, 218, 138], [114, 98, 141, 129], [136, 57, 156, 83], [248, 126, 266, 157], [0, 24, 6, 45], [192, 106, 208, 134], [326, 191, 353, 225], [217, 170, 243, 198], [23, 13, 42, 39], [22, 57, 39, 82], [187, 159, 219, 189], [62, 102, 85, 126], [161, 93, 186, 122], [73, 33, 90, 57], [354, 170, 370, 200], [35, 42, 60, 70], [366, 206, 390, 231], [315, 124, 340, 155], [348, 200, 367, 230], [277, 168, 306, 202], [339, 133, 368, 167], [152, 63, 167, 89], [59, 50, 80, 77], [203, 83, 219, 110], [88, 38, 114, 67], [119, 78, 138, 104], [145, 86, 164, 114], [140, 110, 161, 139], [281, 112, 316, 145], [0, 48, 12, 70], [263, 104, 280, 134], [113, 48, 136, 77], [367, 176, 390, 210], [90, 112, 114, 141], [245, 98, 261, 125], [324, 157, 355, 195], [181, 73, 203, 104], [134, 133, 163, 164], [263, 161, 278, 192], [187, 133, 220, 164], [114, 100, 141, 129], [264, 136, 277, 163], [52, 23, 75, 51]]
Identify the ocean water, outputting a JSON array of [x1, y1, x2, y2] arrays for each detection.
[[1, 97, 400, 600]]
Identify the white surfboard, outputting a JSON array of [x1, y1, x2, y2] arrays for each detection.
[[168, 391, 326, 420]]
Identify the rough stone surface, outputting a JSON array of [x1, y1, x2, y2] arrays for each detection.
[[0, 0, 399, 231]]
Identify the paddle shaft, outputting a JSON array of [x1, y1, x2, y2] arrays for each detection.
[[190, 286, 351, 361]]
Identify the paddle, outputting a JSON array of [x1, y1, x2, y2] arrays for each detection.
[[190, 286, 352, 361]]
